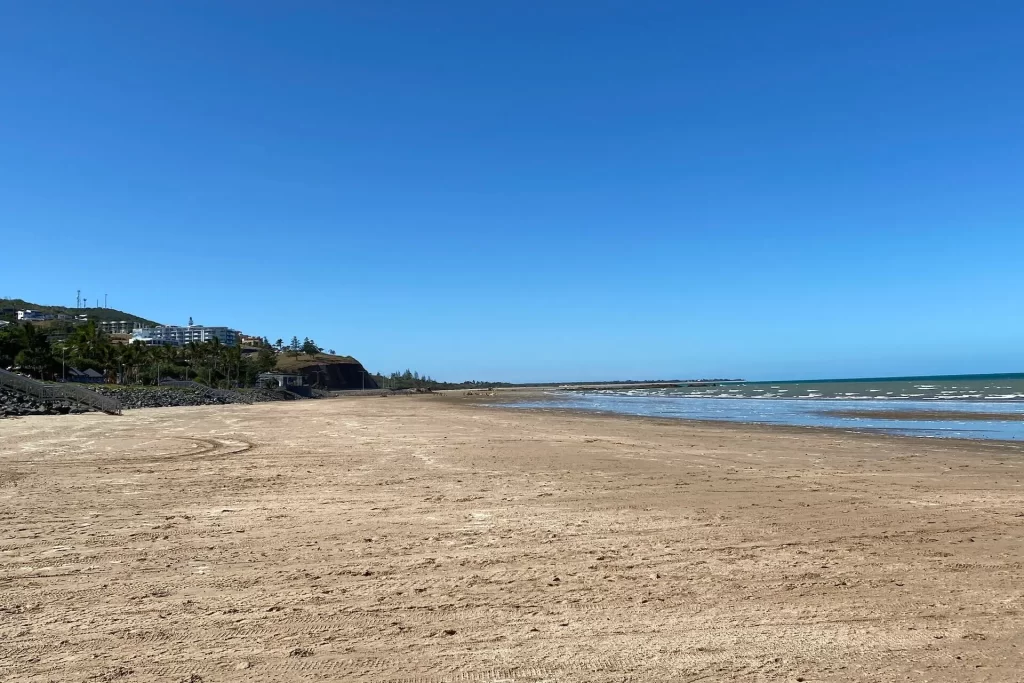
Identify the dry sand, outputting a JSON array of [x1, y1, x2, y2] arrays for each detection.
[[2, 396, 1023, 682]]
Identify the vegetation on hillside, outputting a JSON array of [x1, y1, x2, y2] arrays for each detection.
[[1, 319, 374, 389], [0, 298, 159, 326], [273, 351, 359, 373], [1, 321, 277, 387]]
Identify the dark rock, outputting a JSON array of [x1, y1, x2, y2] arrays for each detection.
[[1, 383, 294, 418]]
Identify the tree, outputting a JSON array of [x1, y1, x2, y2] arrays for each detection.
[[66, 320, 109, 371], [289, 336, 300, 356], [121, 340, 151, 385], [12, 323, 56, 378], [153, 344, 178, 384], [256, 348, 277, 373], [224, 344, 242, 387], [0, 324, 26, 369], [274, 339, 284, 353], [327, 348, 335, 355], [99, 341, 120, 382], [301, 338, 321, 355], [205, 337, 223, 384], [184, 341, 201, 381]]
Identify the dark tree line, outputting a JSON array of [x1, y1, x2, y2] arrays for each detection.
[[270, 336, 331, 357], [369, 369, 512, 390]]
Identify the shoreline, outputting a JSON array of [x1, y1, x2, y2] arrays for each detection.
[[7, 386, 1023, 447], [437, 389, 1024, 447], [487, 401, 1024, 452]]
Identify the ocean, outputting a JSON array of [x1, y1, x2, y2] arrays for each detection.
[[506, 373, 1024, 441]]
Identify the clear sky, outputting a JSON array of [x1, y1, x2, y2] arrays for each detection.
[[2, 2, 1022, 382]]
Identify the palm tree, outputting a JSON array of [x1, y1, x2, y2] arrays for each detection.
[[169, 344, 181, 378], [119, 341, 150, 385], [154, 344, 175, 383], [100, 342, 119, 383], [184, 341, 200, 381], [206, 337, 222, 385], [224, 344, 242, 387], [67, 320, 108, 369], [130, 343, 141, 384]]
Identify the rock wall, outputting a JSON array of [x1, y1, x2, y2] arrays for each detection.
[[297, 362, 379, 390], [92, 387, 293, 409], [1, 386, 294, 417], [0, 388, 87, 417]]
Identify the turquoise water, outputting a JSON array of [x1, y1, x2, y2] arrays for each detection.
[[507, 374, 1024, 441]]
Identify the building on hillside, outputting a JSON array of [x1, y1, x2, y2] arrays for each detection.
[[130, 324, 240, 347], [257, 372, 304, 389], [99, 320, 142, 335], [67, 367, 105, 384], [239, 334, 264, 347], [17, 310, 55, 322]]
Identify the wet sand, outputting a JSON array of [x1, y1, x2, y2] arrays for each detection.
[[2, 396, 1023, 681]]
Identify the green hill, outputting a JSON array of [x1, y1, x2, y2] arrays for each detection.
[[0, 299, 160, 326], [274, 351, 359, 372]]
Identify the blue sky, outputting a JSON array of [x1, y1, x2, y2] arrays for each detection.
[[2, 2, 1022, 382]]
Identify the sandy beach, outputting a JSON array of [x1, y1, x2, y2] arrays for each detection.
[[2, 396, 1023, 682]]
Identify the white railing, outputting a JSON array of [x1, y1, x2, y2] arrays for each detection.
[[0, 368, 122, 415]]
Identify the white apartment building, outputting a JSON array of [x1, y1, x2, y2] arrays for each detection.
[[99, 320, 142, 335], [17, 310, 55, 322], [130, 325, 240, 347]]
